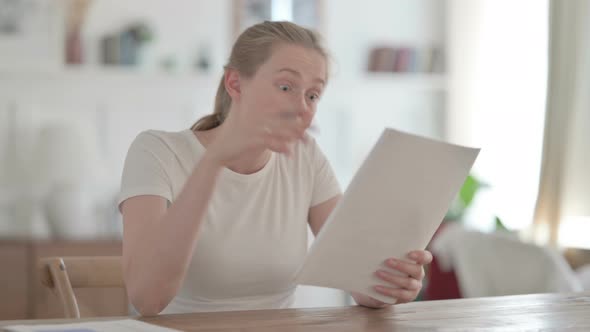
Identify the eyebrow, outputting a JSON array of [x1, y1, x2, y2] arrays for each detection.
[[276, 68, 325, 86]]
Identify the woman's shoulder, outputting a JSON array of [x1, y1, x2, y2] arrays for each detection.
[[128, 128, 197, 159], [133, 128, 186, 143]]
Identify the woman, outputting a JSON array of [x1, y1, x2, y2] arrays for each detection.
[[119, 21, 432, 316]]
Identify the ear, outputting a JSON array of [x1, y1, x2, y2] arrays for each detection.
[[224, 68, 241, 100]]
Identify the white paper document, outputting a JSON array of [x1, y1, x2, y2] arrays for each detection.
[[295, 128, 480, 304], [3, 319, 181, 332]]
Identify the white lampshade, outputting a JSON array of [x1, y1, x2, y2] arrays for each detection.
[[33, 124, 104, 186], [32, 124, 110, 239]]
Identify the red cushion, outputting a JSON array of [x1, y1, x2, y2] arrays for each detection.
[[423, 253, 462, 300], [423, 222, 462, 300]]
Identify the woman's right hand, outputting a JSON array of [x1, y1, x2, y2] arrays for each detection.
[[205, 107, 311, 166]]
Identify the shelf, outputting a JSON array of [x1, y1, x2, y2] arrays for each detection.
[[1, 66, 445, 90], [327, 73, 447, 94], [0, 65, 218, 83], [362, 73, 446, 88], [0, 66, 219, 105]]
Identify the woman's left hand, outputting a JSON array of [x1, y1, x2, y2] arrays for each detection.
[[352, 250, 433, 308]]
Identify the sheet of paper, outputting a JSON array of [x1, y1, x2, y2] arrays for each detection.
[[295, 128, 480, 304], [3, 319, 181, 332]]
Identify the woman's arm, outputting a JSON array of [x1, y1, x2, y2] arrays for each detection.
[[308, 195, 341, 236], [121, 153, 222, 316]]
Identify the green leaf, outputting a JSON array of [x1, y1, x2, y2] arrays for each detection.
[[445, 174, 489, 221], [459, 174, 484, 208]]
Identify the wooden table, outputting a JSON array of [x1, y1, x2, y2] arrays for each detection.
[[2, 292, 590, 331]]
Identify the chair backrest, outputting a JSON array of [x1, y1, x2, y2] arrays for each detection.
[[429, 224, 583, 298], [39, 256, 125, 318]]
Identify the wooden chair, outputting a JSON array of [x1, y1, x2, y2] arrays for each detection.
[[38, 256, 125, 318]]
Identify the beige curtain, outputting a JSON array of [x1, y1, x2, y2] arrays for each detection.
[[533, 0, 590, 246]]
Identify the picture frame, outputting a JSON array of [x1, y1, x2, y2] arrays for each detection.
[[232, 0, 324, 40]]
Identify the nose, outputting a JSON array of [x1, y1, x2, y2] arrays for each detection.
[[296, 93, 312, 115], [296, 95, 314, 127]]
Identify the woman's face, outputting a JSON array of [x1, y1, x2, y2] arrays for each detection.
[[238, 44, 327, 129]]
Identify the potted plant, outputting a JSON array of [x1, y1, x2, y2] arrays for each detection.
[[445, 174, 508, 231]]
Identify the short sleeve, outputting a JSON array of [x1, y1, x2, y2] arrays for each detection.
[[117, 131, 174, 212], [309, 138, 342, 207]]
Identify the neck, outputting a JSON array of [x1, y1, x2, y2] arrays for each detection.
[[193, 126, 271, 175], [231, 149, 271, 174]]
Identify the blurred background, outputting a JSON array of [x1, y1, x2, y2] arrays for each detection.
[[0, 0, 589, 320]]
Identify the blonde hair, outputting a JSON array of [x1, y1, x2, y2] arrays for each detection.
[[191, 21, 329, 131]]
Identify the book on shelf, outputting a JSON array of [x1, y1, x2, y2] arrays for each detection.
[[367, 47, 396, 72], [367, 46, 445, 74], [393, 48, 411, 72]]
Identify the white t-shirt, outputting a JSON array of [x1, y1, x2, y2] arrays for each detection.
[[118, 128, 341, 313]]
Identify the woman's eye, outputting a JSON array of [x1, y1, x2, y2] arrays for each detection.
[[279, 84, 291, 92], [309, 93, 320, 102]]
